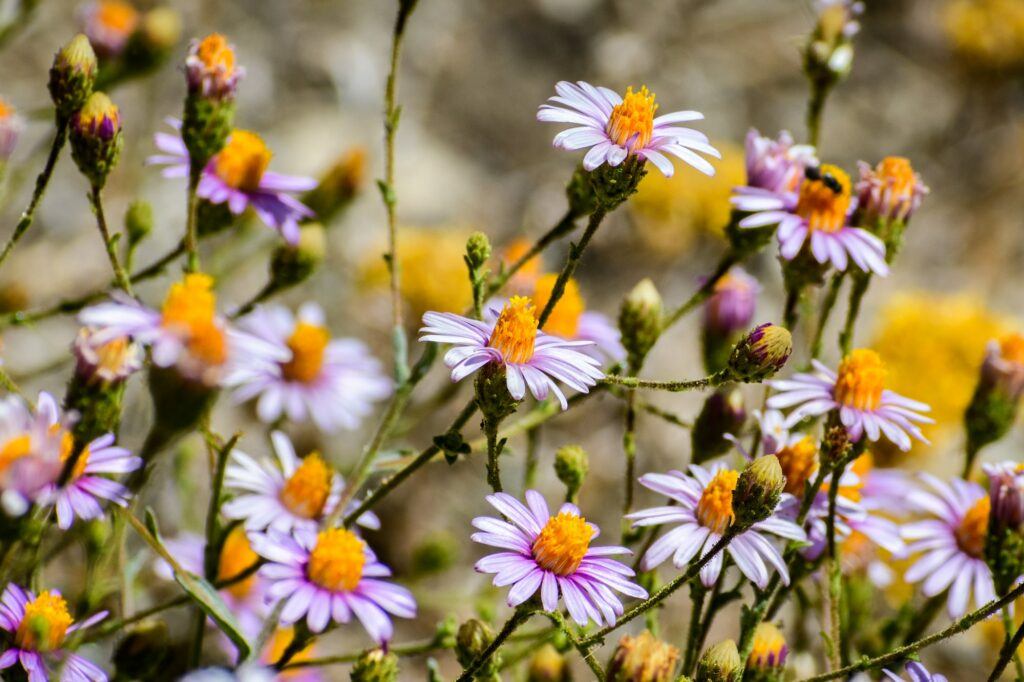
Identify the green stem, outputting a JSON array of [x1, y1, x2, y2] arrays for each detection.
[[823, 458, 847, 671], [806, 81, 831, 149], [839, 274, 871, 355], [810, 273, 844, 361], [0, 118, 67, 274], [281, 637, 453, 669], [662, 251, 739, 330], [523, 425, 540, 490], [483, 413, 506, 493], [602, 371, 728, 393], [783, 286, 802, 332], [456, 607, 534, 682], [185, 164, 201, 273], [997, 606, 1024, 681], [486, 209, 579, 298], [89, 185, 133, 295], [537, 208, 606, 329], [545, 611, 605, 681], [683, 585, 707, 674]]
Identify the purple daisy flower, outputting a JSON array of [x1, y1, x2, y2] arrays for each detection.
[[856, 156, 928, 223], [40, 432, 141, 530], [72, 327, 144, 384], [901, 474, 996, 618], [537, 80, 720, 177], [222, 430, 379, 534], [419, 296, 604, 410], [472, 490, 647, 627], [883, 661, 948, 682], [250, 527, 416, 644], [147, 119, 316, 244], [226, 303, 391, 432], [0, 584, 107, 682], [731, 163, 888, 274], [767, 350, 932, 451], [743, 128, 816, 194], [0, 392, 66, 517], [628, 463, 806, 589]]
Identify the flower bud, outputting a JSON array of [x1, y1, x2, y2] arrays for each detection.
[[124, 199, 153, 245], [49, 34, 97, 119], [456, 619, 500, 679], [695, 640, 741, 682], [554, 444, 589, 502], [804, 0, 862, 83], [466, 232, 492, 272], [182, 33, 241, 168], [0, 98, 25, 164], [588, 156, 648, 211], [137, 7, 182, 53], [746, 623, 788, 680], [619, 278, 662, 370], [703, 268, 760, 374], [856, 157, 927, 226], [727, 324, 792, 382], [302, 148, 366, 224], [65, 328, 141, 443], [691, 387, 746, 464], [528, 644, 569, 682], [984, 462, 1024, 532], [269, 223, 326, 290], [69, 91, 123, 188], [733, 455, 785, 529], [606, 630, 680, 682], [113, 620, 170, 680], [350, 649, 399, 682], [966, 334, 1024, 456]]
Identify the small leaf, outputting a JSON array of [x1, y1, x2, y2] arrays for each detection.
[[174, 570, 252, 660]]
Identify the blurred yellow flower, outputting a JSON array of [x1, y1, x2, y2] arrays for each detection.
[[358, 226, 472, 321], [870, 292, 1011, 461], [629, 140, 745, 256], [944, 0, 1024, 69]]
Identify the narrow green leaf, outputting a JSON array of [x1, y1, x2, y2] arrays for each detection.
[[174, 569, 252, 660]]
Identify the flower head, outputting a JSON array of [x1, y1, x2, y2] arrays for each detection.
[[0, 98, 24, 162], [984, 461, 1024, 531], [79, 0, 139, 57], [629, 463, 805, 588], [73, 327, 143, 384], [472, 490, 646, 626], [607, 631, 680, 682], [0, 584, 108, 681], [883, 661, 948, 682], [727, 323, 793, 381], [857, 156, 928, 223], [223, 430, 379, 535], [185, 33, 243, 100], [743, 129, 816, 194], [419, 298, 603, 410], [538, 81, 719, 178], [148, 121, 316, 244], [703, 267, 760, 338], [228, 303, 390, 432], [733, 164, 888, 274], [251, 527, 416, 642], [0, 392, 67, 517], [748, 622, 788, 670], [980, 333, 1024, 402], [902, 474, 996, 617], [768, 349, 933, 451]]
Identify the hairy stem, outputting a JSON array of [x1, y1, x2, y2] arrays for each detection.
[[89, 185, 133, 295], [537, 208, 606, 329]]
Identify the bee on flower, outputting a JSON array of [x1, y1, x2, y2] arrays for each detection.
[[471, 490, 647, 626], [537, 81, 720, 177], [628, 462, 805, 589], [148, 120, 317, 244], [767, 349, 933, 451], [221, 431, 379, 534], [0, 584, 108, 681], [250, 527, 416, 643], [419, 296, 604, 410], [732, 164, 888, 274], [226, 303, 390, 432]]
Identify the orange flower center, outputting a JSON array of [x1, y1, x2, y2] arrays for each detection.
[[795, 164, 851, 234], [956, 496, 990, 559], [280, 322, 329, 383], [1000, 333, 1024, 365], [606, 86, 657, 150], [218, 526, 259, 600], [0, 433, 32, 474], [14, 592, 73, 652], [196, 33, 236, 75], [94, 336, 134, 377], [696, 469, 738, 535], [307, 528, 365, 592], [95, 0, 139, 36], [775, 436, 819, 496], [488, 296, 538, 364], [160, 274, 227, 367], [834, 349, 886, 411], [279, 453, 332, 519], [532, 274, 584, 339], [213, 130, 271, 191], [532, 512, 594, 576], [875, 156, 917, 202]]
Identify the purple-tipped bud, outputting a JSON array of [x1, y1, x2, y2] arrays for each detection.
[[728, 323, 793, 382], [984, 462, 1024, 532], [69, 91, 123, 187]]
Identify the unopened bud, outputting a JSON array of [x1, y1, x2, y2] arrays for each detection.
[[966, 335, 1024, 456], [619, 278, 662, 370], [733, 455, 785, 529], [270, 223, 326, 290], [727, 324, 792, 382], [49, 34, 97, 118], [746, 623, 788, 679], [804, 1, 862, 82], [528, 644, 569, 682], [182, 34, 240, 167], [302, 148, 366, 224], [466, 232, 492, 272], [350, 649, 398, 682], [125, 200, 153, 245], [695, 640, 741, 682], [69, 91, 122, 188], [691, 387, 746, 464], [607, 630, 680, 682], [554, 444, 588, 502], [703, 268, 759, 373], [456, 619, 500, 680]]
